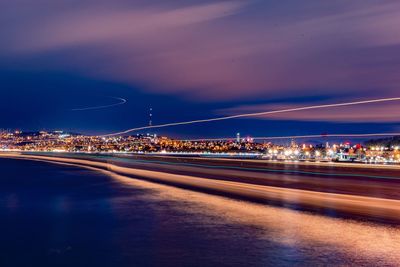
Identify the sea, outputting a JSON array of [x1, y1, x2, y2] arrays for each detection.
[[0, 158, 399, 266]]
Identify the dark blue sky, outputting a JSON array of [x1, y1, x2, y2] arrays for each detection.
[[1, 0, 399, 138]]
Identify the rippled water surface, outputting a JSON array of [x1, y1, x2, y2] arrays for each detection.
[[0, 158, 399, 266]]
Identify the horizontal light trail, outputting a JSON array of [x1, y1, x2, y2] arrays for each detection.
[[111, 156, 400, 180], [2, 153, 400, 223], [72, 96, 127, 111], [100, 97, 400, 136], [181, 133, 400, 142]]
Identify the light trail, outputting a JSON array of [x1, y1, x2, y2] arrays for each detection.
[[181, 133, 400, 142], [72, 96, 127, 111], [100, 97, 400, 136], [2, 153, 400, 223], [109, 156, 400, 179]]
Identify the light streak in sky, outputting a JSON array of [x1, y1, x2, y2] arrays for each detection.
[[72, 97, 127, 111], [181, 133, 400, 142], [101, 97, 400, 136]]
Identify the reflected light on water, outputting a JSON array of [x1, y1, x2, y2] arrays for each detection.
[[110, 172, 400, 265], [2, 154, 400, 265]]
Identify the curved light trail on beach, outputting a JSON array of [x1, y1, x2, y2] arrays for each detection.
[[72, 96, 127, 111], [101, 97, 400, 136]]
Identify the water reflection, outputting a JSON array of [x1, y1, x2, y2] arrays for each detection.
[[1, 158, 399, 266], [111, 173, 400, 265]]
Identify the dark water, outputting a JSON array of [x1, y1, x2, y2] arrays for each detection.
[[0, 158, 398, 267]]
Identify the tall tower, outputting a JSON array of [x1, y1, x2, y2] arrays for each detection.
[[236, 132, 240, 143], [149, 107, 153, 126]]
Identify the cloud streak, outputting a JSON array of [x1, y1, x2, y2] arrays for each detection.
[[2, 0, 400, 101], [9, 1, 245, 52]]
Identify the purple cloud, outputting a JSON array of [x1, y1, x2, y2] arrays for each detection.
[[2, 0, 400, 101]]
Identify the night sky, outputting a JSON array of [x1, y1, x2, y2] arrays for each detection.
[[1, 0, 400, 139]]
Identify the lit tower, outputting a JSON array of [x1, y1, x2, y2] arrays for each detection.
[[236, 132, 240, 143], [149, 107, 153, 126]]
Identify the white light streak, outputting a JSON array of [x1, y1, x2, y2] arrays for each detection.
[[182, 133, 400, 142], [101, 97, 400, 136], [72, 97, 127, 111]]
